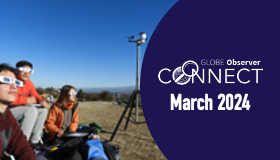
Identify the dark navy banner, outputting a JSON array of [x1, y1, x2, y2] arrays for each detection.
[[141, 1, 280, 160]]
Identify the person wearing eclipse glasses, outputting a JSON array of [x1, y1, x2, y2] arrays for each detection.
[[0, 63, 36, 160], [45, 85, 79, 144], [8, 60, 48, 146]]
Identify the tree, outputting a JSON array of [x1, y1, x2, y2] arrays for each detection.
[[36, 87, 44, 94], [92, 93, 99, 100], [45, 87, 54, 93], [77, 89, 84, 99], [99, 91, 113, 101], [85, 93, 93, 101]]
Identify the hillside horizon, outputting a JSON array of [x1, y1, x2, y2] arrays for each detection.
[[76, 85, 136, 94]]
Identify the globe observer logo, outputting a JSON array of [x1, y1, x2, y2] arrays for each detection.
[[158, 59, 263, 85], [158, 59, 263, 111]]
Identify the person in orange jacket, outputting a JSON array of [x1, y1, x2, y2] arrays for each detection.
[[45, 85, 79, 143]]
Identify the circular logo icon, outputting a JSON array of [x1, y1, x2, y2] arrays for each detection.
[[172, 66, 190, 85], [172, 60, 199, 85]]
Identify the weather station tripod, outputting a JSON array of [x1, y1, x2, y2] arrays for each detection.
[[109, 89, 145, 142]]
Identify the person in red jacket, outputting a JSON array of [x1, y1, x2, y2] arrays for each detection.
[[0, 63, 36, 160], [8, 61, 48, 146]]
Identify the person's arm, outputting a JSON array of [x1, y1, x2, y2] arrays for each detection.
[[6, 111, 36, 160], [45, 105, 60, 135], [29, 80, 44, 103], [68, 107, 79, 132], [29, 81, 49, 107]]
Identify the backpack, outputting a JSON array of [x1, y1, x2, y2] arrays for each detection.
[[46, 137, 85, 160], [102, 141, 121, 160], [81, 139, 109, 160]]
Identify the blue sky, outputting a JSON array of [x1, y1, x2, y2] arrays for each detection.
[[0, 0, 178, 88]]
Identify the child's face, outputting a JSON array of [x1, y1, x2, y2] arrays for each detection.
[[0, 70, 17, 105], [68, 88, 76, 102], [17, 65, 32, 81]]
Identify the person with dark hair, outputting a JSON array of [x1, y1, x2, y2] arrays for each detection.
[[45, 85, 79, 143], [16, 60, 33, 69], [8, 60, 48, 146], [0, 63, 36, 160]]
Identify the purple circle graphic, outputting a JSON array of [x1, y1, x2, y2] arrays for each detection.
[[141, 1, 280, 160]]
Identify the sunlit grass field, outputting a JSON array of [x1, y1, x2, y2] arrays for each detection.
[[76, 101, 167, 160]]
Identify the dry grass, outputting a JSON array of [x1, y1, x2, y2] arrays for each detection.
[[75, 101, 167, 160]]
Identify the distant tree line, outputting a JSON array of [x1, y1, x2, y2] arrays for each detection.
[[36, 87, 60, 100], [77, 89, 113, 101], [35, 87, 141, 105], [36, 87, 55, 95], [77, 89, 141, 105]]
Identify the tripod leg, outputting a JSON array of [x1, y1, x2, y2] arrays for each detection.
[[124, 101, 135, 131], [110, 103, 130, 142], [109, 90, 138, 142]]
